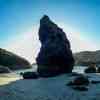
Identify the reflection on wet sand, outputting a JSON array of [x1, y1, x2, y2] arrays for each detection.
[[0, 73, 21, 85]]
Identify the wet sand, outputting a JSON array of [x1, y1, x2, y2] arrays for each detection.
[[0, 74, 100, 100]]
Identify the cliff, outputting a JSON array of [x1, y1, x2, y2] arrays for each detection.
[[74, 50, 100, 66], [0, 48, 31, 70]]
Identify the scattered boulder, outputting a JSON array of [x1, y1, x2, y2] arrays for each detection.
[[67, 75, 89, 86], [20, 72, 39, 79], [84, 67, 96, 73], [0, 65, 11, 73], [84, 63, 96, 73], [36, 15, 74, 77], [67, 75, 89, 91], [97, 67, 100, 73]]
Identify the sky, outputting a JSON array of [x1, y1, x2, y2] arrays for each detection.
[[0, 0, 100, 63]]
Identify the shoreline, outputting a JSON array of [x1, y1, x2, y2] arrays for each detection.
[[0, 66, 86, 86], [0, 74, 100, 100]]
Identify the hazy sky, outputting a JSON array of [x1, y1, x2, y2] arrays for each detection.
[[0, 0, 100, 63]]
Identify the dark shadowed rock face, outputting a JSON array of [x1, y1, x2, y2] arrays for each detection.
[[97, 67, 100, 73], [67, 75, 89, 91], [20, 72, 39, 79], [84, 63, 97, 73], [84, 67, 96, 73], [36, 15, 74, 77]]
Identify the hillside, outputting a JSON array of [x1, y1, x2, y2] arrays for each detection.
[[0, 48, 32, 70], [74, 50, 100, 66]]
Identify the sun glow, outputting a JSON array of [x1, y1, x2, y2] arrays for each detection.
[[4, 23, 99, 63]]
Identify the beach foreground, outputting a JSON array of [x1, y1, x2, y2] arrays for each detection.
[[0, 74, 100, 100]]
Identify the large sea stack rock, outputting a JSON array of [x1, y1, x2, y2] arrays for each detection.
[[36, 15, 74, 77]]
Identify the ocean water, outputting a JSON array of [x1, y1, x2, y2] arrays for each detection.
[[0, 65, 87, 85], [73, 66, 87, 73], [14, 65, 87, 74]]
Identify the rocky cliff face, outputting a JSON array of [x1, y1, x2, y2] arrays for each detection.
[[0, 48, 31, 70], [74, 50, 100, 66], [36, 15, 74, 77]]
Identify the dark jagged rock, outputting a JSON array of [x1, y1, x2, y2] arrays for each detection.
[[67, 75, 89, 86], [84, 63, 96, 73], [97, 67, 100, 73], [0, 48, 32, 70], [84, 67, 96, 73], [36, 15, 74, 77], [67, 75, 89, 91], [21, 72, 39, 79]]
